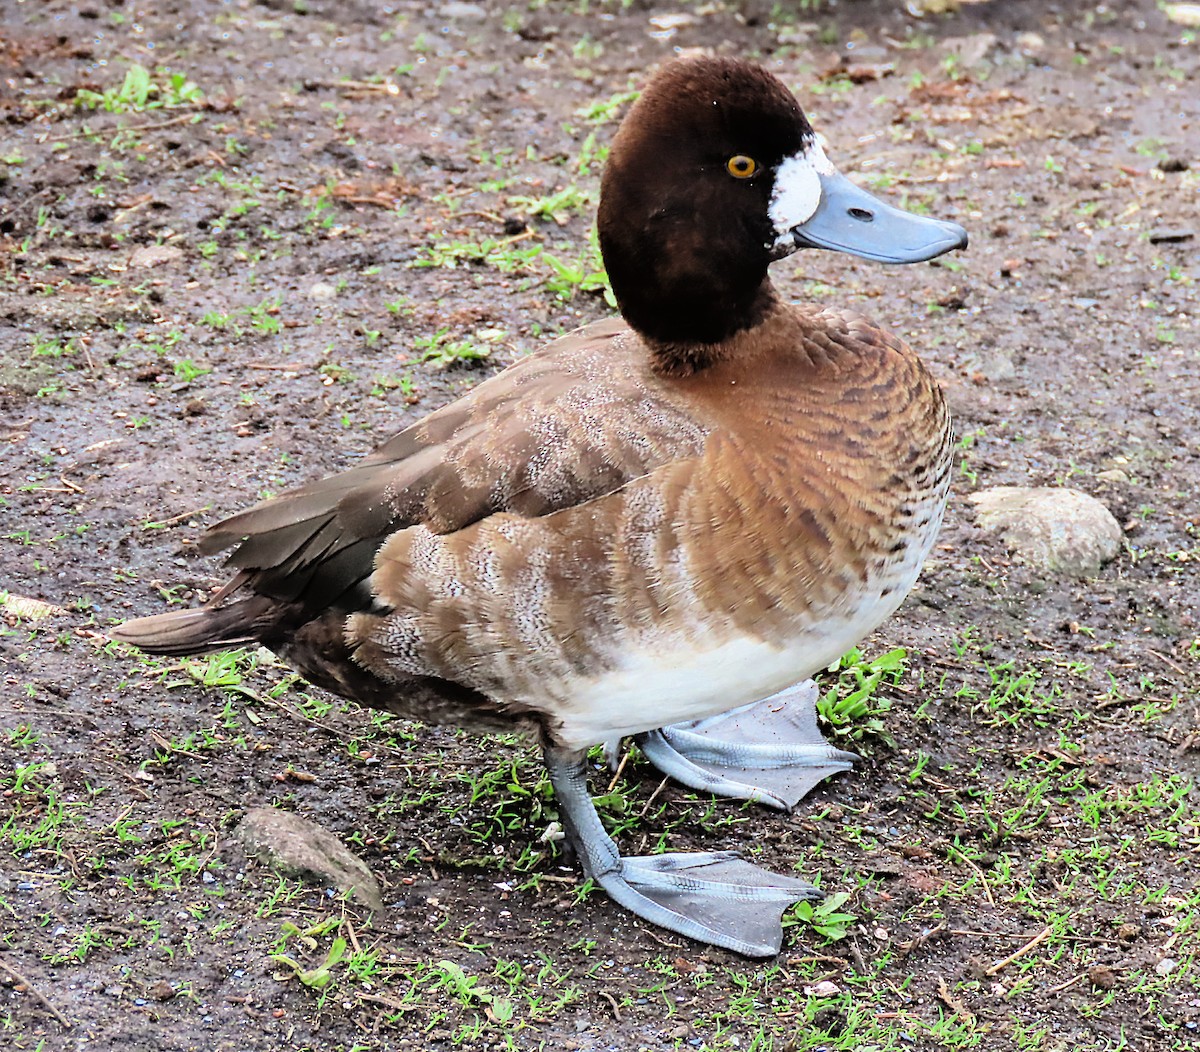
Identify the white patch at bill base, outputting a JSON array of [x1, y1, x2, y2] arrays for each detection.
[[768, 141, 837, 234]]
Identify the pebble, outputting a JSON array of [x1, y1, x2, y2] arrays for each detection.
[[970, 486, 1122, 576], [1165, 3, 1200, 27], [130, 244, 185, 269], [234, 807, 384, 912], [1147, 227, 1194, 244], [941, 32, 997, 65], [439, 2, 486, 18]]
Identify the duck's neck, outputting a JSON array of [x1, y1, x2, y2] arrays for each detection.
[[617, 276, 781, 377]]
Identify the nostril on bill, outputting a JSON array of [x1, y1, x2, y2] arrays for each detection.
[[847, 207, 874, 222]]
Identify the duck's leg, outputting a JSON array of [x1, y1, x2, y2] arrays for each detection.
[[636, 680, 857, 811], [545, 745, 819, 957]]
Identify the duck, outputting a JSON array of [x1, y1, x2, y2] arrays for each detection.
[[114, 56, 966, 957]]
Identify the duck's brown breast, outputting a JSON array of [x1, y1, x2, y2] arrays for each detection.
[[346, 303, 951, 749]]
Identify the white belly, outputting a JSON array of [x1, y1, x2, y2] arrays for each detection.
[[550, 587, 908, 751]]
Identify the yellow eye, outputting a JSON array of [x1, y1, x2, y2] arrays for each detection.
[[726, 155, 759, 179]]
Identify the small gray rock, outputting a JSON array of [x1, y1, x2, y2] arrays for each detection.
[[970, 486, 1122, 576], [235, 807, 383, 912], [1147, 227, 1194, 244], [130, 244, 185, 269], [440, 2, 487, 18], [941, 32, 998, 66]]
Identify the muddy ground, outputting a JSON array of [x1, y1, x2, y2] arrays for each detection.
[[1, 0, 1198, 1050]]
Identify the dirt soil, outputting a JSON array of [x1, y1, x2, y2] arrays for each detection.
[[2, 1, 1198, 1050]]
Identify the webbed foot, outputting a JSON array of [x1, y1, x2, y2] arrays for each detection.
[[614, 850, 819, 956], [637, 680, 857, 810], [545, 746, 818, 957]]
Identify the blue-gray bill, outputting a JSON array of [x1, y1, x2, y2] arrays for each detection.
[[789, 169, 968, 264]]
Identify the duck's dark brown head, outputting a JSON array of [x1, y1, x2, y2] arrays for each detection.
[[598, 57, 967, 373]]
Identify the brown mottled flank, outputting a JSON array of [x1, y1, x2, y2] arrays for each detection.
[[348, 300, 950, 747]]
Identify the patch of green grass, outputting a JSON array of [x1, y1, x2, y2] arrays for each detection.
[[575, 88, 639, 125], [410, 236, 543, 275], [29, 334, 76, 359], [413, 327, 503, 368], [786, 891, 858, 942], [958, 660, 1063, 728], [0, 762, 71, 857], [542, 228, 613, 304], [507, 184, 592, 226], [200, 295, 282, 338], [271, 919, 583, 1035], [173, 358, 211, 384], [75, 64, 202, 113], [817, 646, 906, 748]]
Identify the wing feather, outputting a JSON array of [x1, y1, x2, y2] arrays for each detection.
[[196, 318, 711, 616]]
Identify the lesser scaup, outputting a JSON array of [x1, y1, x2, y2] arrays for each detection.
[[115, 57, 966, 956]]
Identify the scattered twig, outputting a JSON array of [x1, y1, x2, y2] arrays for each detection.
[[637, 775, 670, 819], [0, 187, 51, 221], [77, 335, 97, 375], [358, 991, 418, 1013], [985, 925, 1052, 976], [1146, 648, 1188, 676], [1174, 731, 1199, 757], [638, 926, 682, 951], [950, 846, 995, 906], [455, 210, 507, 224], [344, 918, 363, 956], [495, 229, 537, 247], [605, 748, 631, 792], [51, 113, 197, 142], [113, 193, 154, 223], [303, 78, 403, 96], [847, 936, 867, 974], [0, 956, 72, 1029], [334, 193, 402, 208], [896, 921, 947, 960], [252, 694, 405, 757], [935, 977, 975, 1024], [111, 767, 152, 801], [140, 505, 210, 529], [599, 989, 623, 1021], [1045, 973, 1087, 995], [784, 953, 849, 968]]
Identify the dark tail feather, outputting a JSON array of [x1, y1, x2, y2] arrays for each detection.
[[110, 596, 277, 657]]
